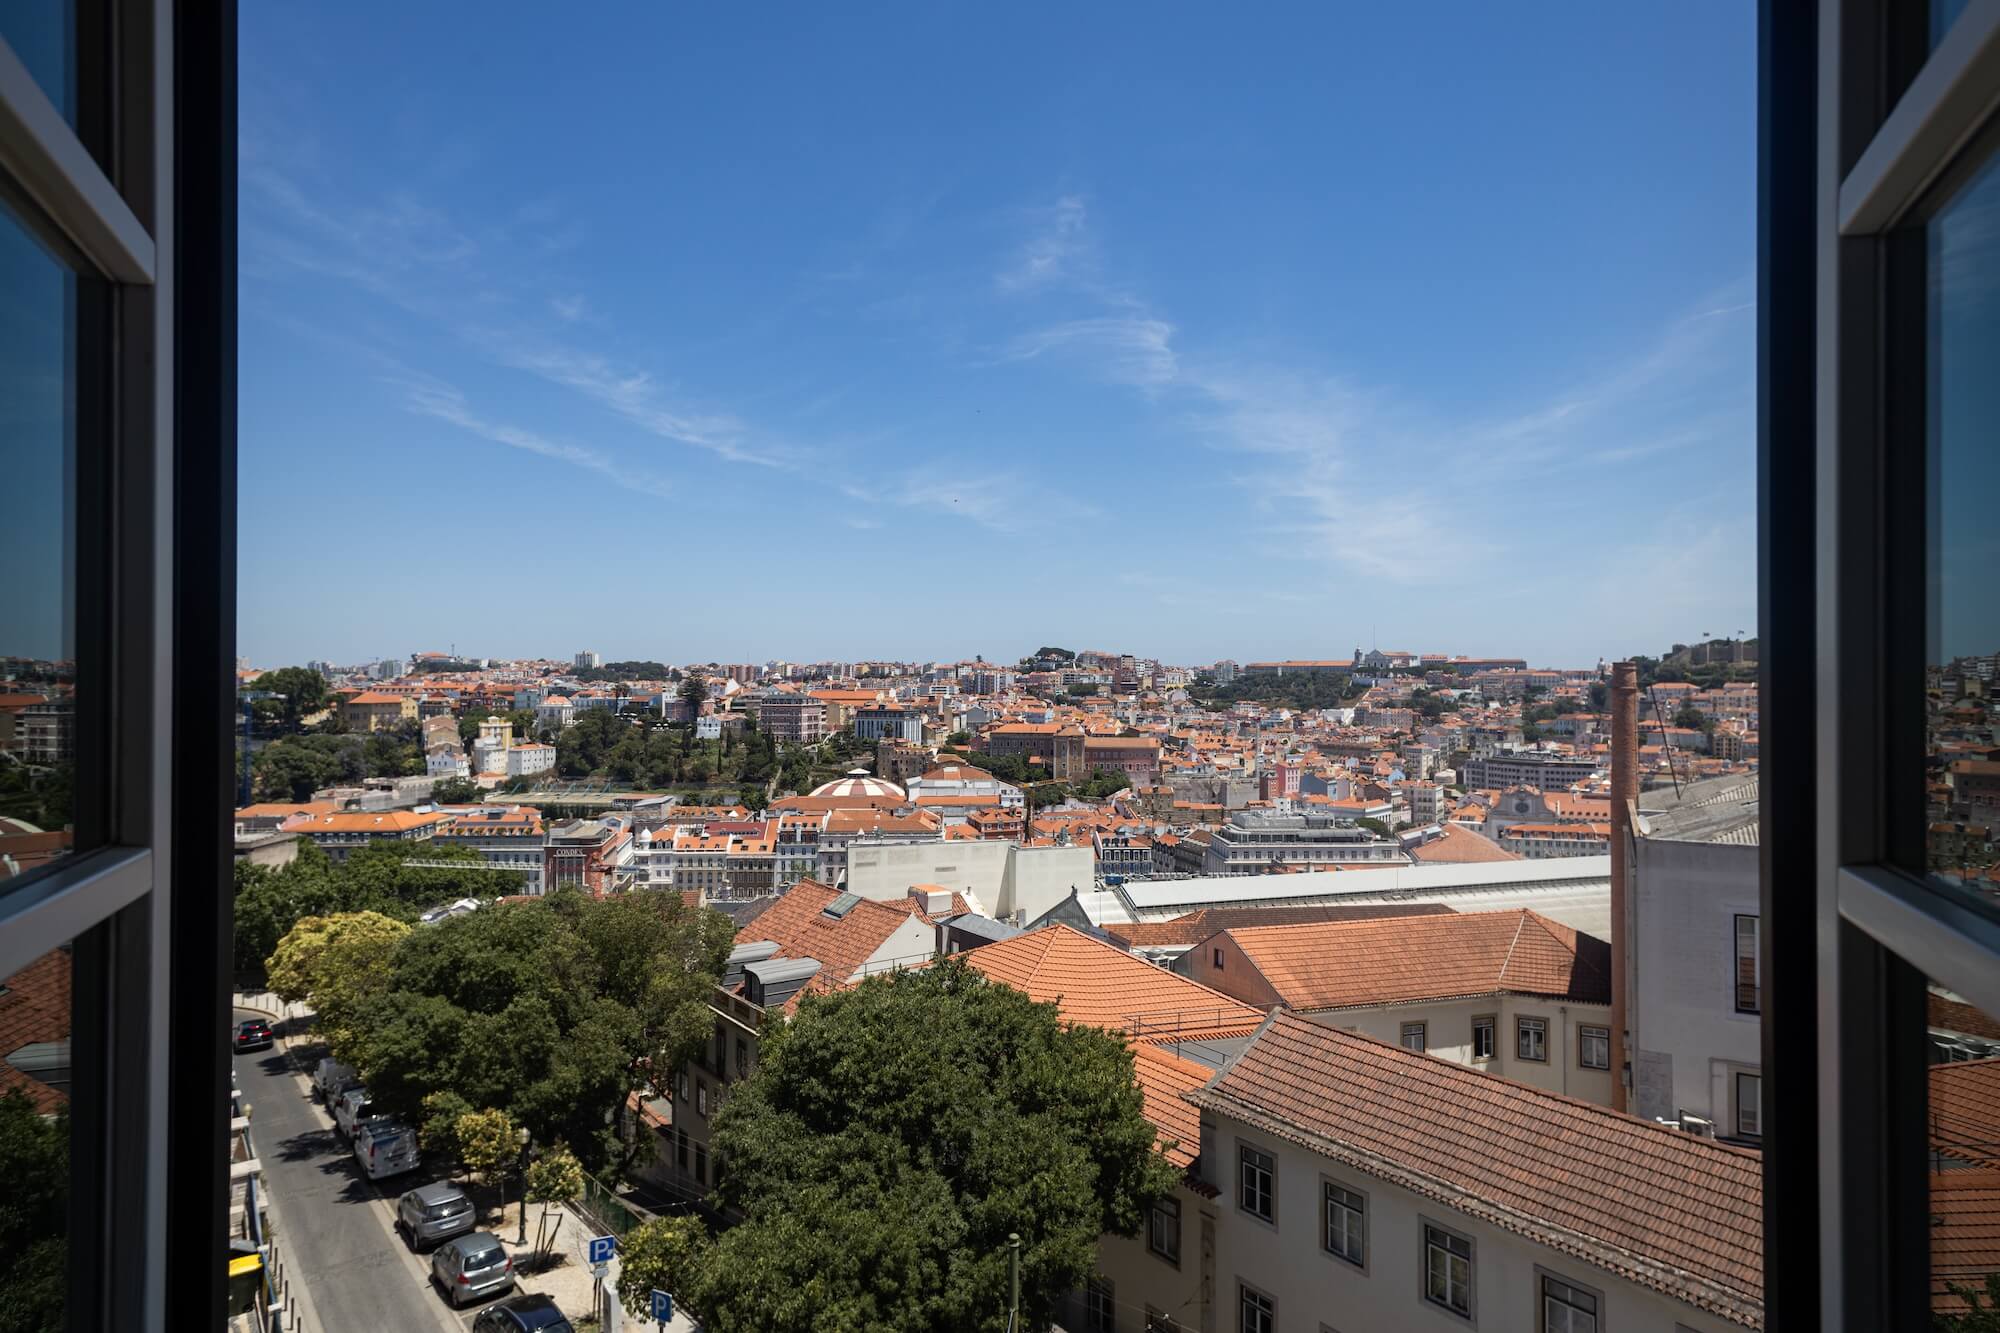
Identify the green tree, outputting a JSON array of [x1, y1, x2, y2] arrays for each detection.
[[250, 666, 329, 732], [616, 1216, 710, 1322], [524, 1143, 586, 1266], [420, 1090, 474, 1169], [680, 677, 709, 715], [1355, 817, 1393, 839], [266, 910, 412, 1053], [456, 1107, 518, 1182], [1587, 680, 1609, 711], [1672, 703, 1709, 731], [250, 733, 367, 801], [0, 1087, 67, 1332], [558, 708, 627, 777], [430, 776, 483, 804], [675, 960, 1180, 1333], [1066, 682, 1100, 697], [1939, 1273, 2000, 1330]]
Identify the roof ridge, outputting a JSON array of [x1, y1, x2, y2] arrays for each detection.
[[1497, 909, 1534, 987]]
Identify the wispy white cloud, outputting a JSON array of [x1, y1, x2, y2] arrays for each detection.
[[998, 315, 1180, 387], [995, 195, 1089, 293], [401, 381, 675, 498], [838, 472, 1099, 534], [551, 294, 588, 322]]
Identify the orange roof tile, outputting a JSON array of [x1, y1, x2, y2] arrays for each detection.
[[1933, 1058, 2000, 1169], [1192, 1012, 1763, 1326], [1410, 823, 1521, 863], [733, 879, 933, 1004], [1131, 1044, 1208, 1168], [1105, 902, 1454, 948], [0, 948, 70, 1112], [961, 925, 1263, 1041]]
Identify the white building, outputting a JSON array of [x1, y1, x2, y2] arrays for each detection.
[[535, 695, 575, 731], [504, 741, 556, 779], [1625, 773, 1762, 1140], [471, 717, 510, 775], [843, 838, 1092, 925], [1106, 1010, 1763, 1333], [425, 742, 469, 779]]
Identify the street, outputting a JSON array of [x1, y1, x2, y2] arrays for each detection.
[[233, 1008, 489, 1333]]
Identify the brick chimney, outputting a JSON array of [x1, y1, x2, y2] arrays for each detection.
[[1609, 661, 1640, 1113]]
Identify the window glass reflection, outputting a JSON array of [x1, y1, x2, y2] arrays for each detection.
[[0, 945, 72, 1330], [0, 201, 78, 889], [0, 2, 75, 127], [1924, 154, 2000, 924]]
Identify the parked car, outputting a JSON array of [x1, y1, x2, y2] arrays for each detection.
[[312, 1058, 355, 1103], [397, 1181, 477, 1252], [431, 1233, 515, 1308], [332, 1086, 378, 1139], [353, 1119, 419, 1180], [231, 1020, 274, 1052], [473, 1293, 574, 1333]]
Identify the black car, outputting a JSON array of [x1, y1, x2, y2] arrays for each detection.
[[232, 1020, 274, 1052], [472, 1293, 574, 1333]]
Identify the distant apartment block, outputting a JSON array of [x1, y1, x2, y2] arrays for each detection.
[[290, 810, 445, 863], [1201, 809, 1404, 875], [754, 696, 827, 744], [1053, 732, 1162, 783], [852, 704, 923, 744], [435, 806, 546, 894], [1497, 821, 1614, 859], [1459, 751, 1600, 792], [339, 690, 417, 732]]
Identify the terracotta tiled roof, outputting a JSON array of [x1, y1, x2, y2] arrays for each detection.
[[296, 811, 448, 834], [1410, 823, 1521, 863], [1189, 1012, 1764, 1327], [1934, 1169, 2000, 1314], [1131, 1044, 1208, 1168], [961, 925, 1263, 1041], [1105, 902, 1455, 948], [0, 948, 71, 1112], [1212, 909, 1610, 1010], [732, 879, 930, 1004], [1933, 1058, 2000, 1169]]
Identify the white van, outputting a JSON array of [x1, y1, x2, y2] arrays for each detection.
[[354, 1119, 419, 1180], [313, 1058, 355, 1103], [332, 1086, 378, 1138]]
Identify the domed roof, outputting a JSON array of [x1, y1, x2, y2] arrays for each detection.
[[808, 768, 907, 801]]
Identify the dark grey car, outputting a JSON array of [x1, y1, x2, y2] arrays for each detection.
[[431, 1232, 514, 1308], [397, 1181, 475, 1252]]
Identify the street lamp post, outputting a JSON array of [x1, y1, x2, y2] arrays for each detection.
[[515, 1128, 532, 1246]]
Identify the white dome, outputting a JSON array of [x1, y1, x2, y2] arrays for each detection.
[[808, 767, 907, 801]]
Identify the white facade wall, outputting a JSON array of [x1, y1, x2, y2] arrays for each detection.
[[843, 839, 1092, 925], [1302, 997, 1616, 1105], [426, 746, 469, 779], [1628, 837, 1762, 1130], [1198, 1105, 1745, 1333], [505, 744, 556, 777]]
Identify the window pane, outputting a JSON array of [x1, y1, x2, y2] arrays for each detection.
[[1925, 153, 2000, 927], [0, 945, 73, 1330], [0, 0, 75, 127], [1928, 984, 2000, 1321], [0, 199, 82, 891]]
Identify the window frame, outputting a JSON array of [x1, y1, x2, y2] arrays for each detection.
[[1237, 1139, 1276, 1225], [1321, 1175, 1368, 1271], [1401, 1020, 1427, 1052], [1470, 1014, 1496, 1062], [1083, 1275, 1115, 1333], [1149, 1191, 1181, 1267], [1516, 1015, 1548, 1063], [1733, 914, 1762, 1014], [1578, 1024, 1610, 1071], [1534, 1266, 1604, 1333], [1238, 1280, 1276, 1333], [0, 5, 232, 1328], [1420, 1218, 1477, 1322]]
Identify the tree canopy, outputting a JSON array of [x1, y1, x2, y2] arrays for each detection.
[[266, 910, 411, 1053], [334, 890, 734, 1170], [248, 666, 329, 731], [1191, 671, 1361, 711], [646, 960, 1179, 1333], [0, 1088, 66, 1332]]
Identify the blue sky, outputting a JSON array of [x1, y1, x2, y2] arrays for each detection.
[[238, 4, 1756, 670]]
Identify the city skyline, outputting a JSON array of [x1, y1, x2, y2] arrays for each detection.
[[239, 5, 1755, 667]]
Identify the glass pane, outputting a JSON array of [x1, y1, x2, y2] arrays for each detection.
[[0, 0, 75, 127], [1925, 984, 2000, 1321], [0, 199, 80, 890], [1933, 0, 1970, 50], [0, 945, 73, 1330], [1925, 153, 2000, 926]]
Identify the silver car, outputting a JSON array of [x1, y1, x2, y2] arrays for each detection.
[[397, 1181, 475, 1252], [431, 1232, 515, 1307]]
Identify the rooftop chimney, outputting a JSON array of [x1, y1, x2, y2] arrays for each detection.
[[1609, 661, 1640, 1114]]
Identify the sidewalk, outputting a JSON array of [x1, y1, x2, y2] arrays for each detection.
[[520, 1194, 700, 1331]]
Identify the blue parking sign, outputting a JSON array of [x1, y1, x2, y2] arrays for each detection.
[[651, 1289, 673, 1322], [587, 1233, 617, 1266]]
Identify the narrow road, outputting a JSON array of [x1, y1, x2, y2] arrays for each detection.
[[233, 1008, 483, 1333]]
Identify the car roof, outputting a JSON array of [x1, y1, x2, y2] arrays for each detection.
[[238, 1018, 268, 1027], [447, 1232, 503, 1254], [412, 1180, 469, 1205], [493, 1293, 567, 1328]]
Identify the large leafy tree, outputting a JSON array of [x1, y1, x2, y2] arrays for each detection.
[[0, 1088, 66, 1333], [266, 910, 411, 1051], [653, 960, 1180, 1333], [342, 891, 733, 1170], [249, 666, 329, 732]]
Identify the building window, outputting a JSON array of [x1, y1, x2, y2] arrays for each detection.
[[1735, 1072, 1761, 1138], [1239, 1143, 1275, 1221], [736, 1037, 748, 1076], [697, 1082, 708, 1118], [1471, 1015, 1496, 1061], [1517, 1016, 1548, 1062], [675, 1128, 688, 1169], [1149, 1194, 1181, 1265], [694, 1142, 708, 1187], [1578, 1025, 1610, 1070], [1423, 1222, 1474, 1318], [1541, 1272, 1600, 1333], [1083, 1277, 1114, 1333], [1213, 947, 1225, 969], [1323, 1181, 1366, 1267], [1145, 1309, 1177, 1333], [1239, 1283, 1275, 1333], [1733, 915, 1760, 1013], [1400, 1021, 1427, 1052]]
